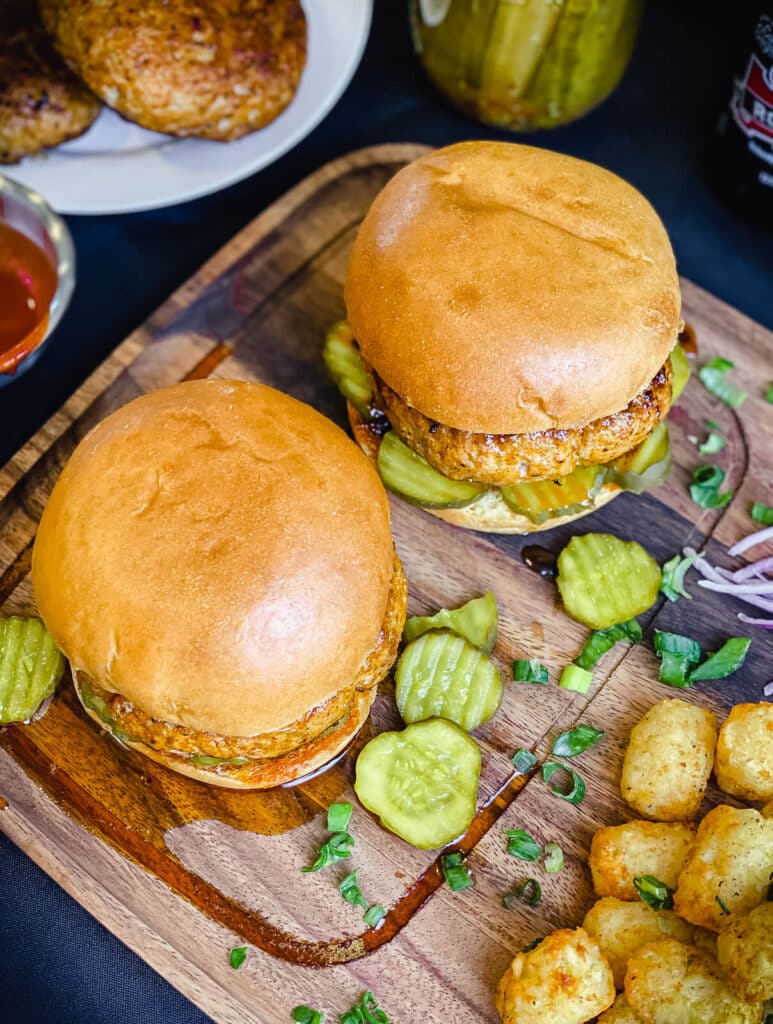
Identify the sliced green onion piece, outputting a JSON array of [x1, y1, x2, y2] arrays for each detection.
[[505, 828, 541, 861], [363, 904, 386, 928], [441, 851, 472, 892], [559, 664, 592, 694], [751, 502, 773, 526], [653, 630, 702, 663], [513, 658, 549, 684], [541, 761, 586, 804], [689, 464, 733, 509], [302, 831, 354, 872], [339, 870, 368, 910], [688, 637, 751, 682], [767, 384, 773, 403], [521, 936, 544, 953], [502, 878, 542, 909], [699, 360, 748, 409], [327, 802, 353, 833], [551, 724, 604, 758], [634, 874, 674, 911], [511, 748, 537, 775], [658, 651, 693, 688], [698, 431, 725, 455], [660, 553, 697, 602], [360, 992, 390, 1024], [229, 946, 247, 969], [716, 895, 731, 916], [340, 1012, 362, 1024], [543, 842, 564, 874], [292, 1008, 324, 1024], [574, 619, 642, 669]]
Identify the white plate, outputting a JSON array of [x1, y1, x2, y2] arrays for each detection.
[[7, 0, 372, 215]]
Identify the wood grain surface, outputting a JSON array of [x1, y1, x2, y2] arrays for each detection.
[[1, 144, 771, 1024]]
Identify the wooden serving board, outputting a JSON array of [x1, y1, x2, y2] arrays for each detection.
[[1, 144, 771, 1024]]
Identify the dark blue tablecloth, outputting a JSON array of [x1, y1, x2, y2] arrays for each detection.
[[2, 2, 772, 1021]]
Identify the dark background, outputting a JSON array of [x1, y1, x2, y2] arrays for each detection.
[[2, 2, 771, 1021]]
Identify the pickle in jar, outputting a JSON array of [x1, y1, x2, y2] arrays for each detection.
[[557, 533, 662, 630], [395, 630, 504, 732], [377, 431, 487, 509], [354, 718, 481, 849], [0, 616, 65, 723], [403, 590, 498, 652]]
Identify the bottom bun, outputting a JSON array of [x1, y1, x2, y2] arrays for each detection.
[[74, 676, 376, 790], [348, 402, 621, 535]]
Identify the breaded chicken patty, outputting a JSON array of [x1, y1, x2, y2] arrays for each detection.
[[369, 359, 673, 485], [0, 1, 101, 163], [39, 0, 306, 141]]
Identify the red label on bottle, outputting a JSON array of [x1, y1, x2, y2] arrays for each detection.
[[732, 54, 773, 143]]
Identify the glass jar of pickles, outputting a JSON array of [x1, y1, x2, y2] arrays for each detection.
[[410, 0, 644, 131]]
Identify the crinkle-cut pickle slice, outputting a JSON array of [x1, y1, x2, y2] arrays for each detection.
[[403, 590, 498, 653], [377, 431, 487, 509], [322, 320, 373, 417], [670, 342, 690, 400], [0, 616, 65, 724], [606, 422, 671, 495], [501, 465, 605, 524], [354, 719, 481, 850], [395, 630, 503, 732], [557, 533, 662, 630]]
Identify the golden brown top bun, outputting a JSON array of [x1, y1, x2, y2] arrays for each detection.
[[345, 141, 681, 435], [32, 380, 395, 737]]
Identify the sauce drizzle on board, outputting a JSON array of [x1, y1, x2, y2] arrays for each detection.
[[0, 224, 57, 375]]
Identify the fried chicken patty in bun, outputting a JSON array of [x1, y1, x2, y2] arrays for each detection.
[[330, 141, 683, 533], [32, 380, 407, 788]]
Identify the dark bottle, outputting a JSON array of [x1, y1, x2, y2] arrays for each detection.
[[711, 10, 773, 228]]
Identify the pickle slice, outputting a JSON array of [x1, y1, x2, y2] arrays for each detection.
[[188, 754, 250, 768], [77, 678, 140, 744], [0, 616, 65, 723], [354, 718, 481, 849], [395, 630, 503, 732], [670, 343, 690, 400], [606, 422, 672, 495], [501, 465, 605, 524], [403, 590, 498, 652], [377, 432, 486, 509], [556, 533, 662, 630], [323, 320, 373, 417]]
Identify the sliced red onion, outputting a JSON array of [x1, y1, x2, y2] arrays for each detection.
[[727, 556, 773, 582], [687, 547, 773, 617], [698, 579, 773, 595], [728, 526, 773, 557], [763, 680, 773, 697], [740, 614, 773, 630]]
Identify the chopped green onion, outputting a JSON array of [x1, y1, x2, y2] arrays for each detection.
[[511, 748, 537, 775], [559, 664, 592, 694], [542, 761, 586, 804], [543, 842, 564, 874], [302, 831, 354, 872], [654, 630, 702, 663], [767, 384, 773, 403], [660, 553, 697, 602], [293, 1008, 324, 1024], [716, 895, 731, 916], [359, 992, 390, 1024], [441, 851, 472, 892], [634, 874, 674, 911], [521, 936, 544, 953], [574, 619, 642, 670], [513, 658, 549, 684], [551, 723, 604, 758], [699, 359, 748, 409], [229, 945, 247, 969], [751, 502, 773, 526], [340, 1013, 362, 1024], [688, 637, 751, 682], [706, 420, 720, 430], [698, 431, 725, 455], [363, 904, 386, 928], [327, 802, 353, 833], [505, 828, 541, 861], [689, 465, 733, 509], [339, 870, 368, 910], [502, 878, 542, 909], [658, 651, 693, 688]]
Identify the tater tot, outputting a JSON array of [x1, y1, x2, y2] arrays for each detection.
[[598, 995, 644, 1023], [715, 703, 773, 802], [589, 820, 695, 900], [674, 805, 773, 932], [495, 927, 615, 1024], [717, 903, 773, 1003], [625, 939, 762, 1024], [621, 698, 717, 821], [583, 897, 693, 988]]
